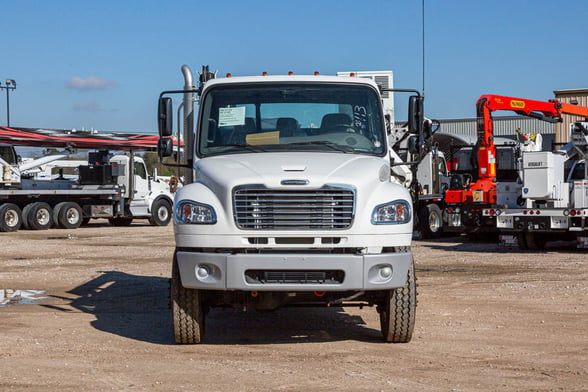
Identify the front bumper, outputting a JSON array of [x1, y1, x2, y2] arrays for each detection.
[[176, 251, 412, 291]]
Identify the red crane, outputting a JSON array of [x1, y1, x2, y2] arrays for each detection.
[[445, 94, 588, 205]]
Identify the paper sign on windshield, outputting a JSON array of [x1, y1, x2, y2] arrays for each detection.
[[219, 107, 246, 127]]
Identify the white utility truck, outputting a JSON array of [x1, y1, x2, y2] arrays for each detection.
[[486, 121, 588, 249], [0, 145, 174, 231], [158, 65, 425, 343]]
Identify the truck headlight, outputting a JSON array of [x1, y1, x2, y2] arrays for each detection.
[[175, 200, 217, 224], [371, 200, 411, 224]]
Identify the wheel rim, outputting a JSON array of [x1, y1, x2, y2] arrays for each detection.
[[5, 210, 19, 228], [37, 209, 51, 225], [429, 212, 441, 232], [157, 206, 169, 221], [66, 208, 80, 224]]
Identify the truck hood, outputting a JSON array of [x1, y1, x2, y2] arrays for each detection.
[[194, 152, 390, 192]]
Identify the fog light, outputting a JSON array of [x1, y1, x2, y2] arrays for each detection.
[[379, 266, 393, 280], [196, 266, 209, 279]]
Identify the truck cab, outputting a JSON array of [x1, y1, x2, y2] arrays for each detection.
[[0, 144, 20, 186], [159, 67, 421, 344]]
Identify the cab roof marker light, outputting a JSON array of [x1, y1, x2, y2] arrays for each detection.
[[262, 72, 268, 76], [350, 72, 356, 77], [314, 71, 320, 76], [288, 71, 294, 76], [226, 73, 232, 78]]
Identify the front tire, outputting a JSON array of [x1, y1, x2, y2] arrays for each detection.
[[172, 254, 204, 344], [379, 258, 417, 343], [149, 199, 172, 226]]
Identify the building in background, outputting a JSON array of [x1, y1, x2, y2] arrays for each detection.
[[553, 88, 588, 147], [437, 116, 555, 151]]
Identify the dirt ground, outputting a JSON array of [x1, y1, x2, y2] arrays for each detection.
[[0, 222, 586, 392]]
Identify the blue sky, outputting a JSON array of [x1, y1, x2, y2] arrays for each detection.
[[2, 0, 587, 134]]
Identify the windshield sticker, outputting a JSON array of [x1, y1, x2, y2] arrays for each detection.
[[219, 106, 246, 127]]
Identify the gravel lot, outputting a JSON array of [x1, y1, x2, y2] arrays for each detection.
[[0, 222, 586, 391]]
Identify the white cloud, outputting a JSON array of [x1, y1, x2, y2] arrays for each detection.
[[67, 76, 116, 90], [73, 101, 101, 112]]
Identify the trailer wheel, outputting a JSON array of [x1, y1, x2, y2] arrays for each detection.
[[149, 199, 172, 226], [172, 253, 205, 344], [419, 204, 443, 239], [55, 202, 83, 229], [378, 258, 417, 343], [0, 203, 22, 232], [21, 203, 34, 230], [108, 217, 133, 226], [27, 202, 53, 230]]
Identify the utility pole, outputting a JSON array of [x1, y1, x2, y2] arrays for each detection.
[[0, 79, 16, 126]]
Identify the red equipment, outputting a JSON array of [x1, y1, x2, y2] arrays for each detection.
[[445, 94, 588, 205]]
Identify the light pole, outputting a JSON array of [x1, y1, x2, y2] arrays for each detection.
[[0, 79, 16, 127]]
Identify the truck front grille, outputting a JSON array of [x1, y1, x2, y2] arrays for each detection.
[[233, 186, 355, 230], [245, 269, 345, 285]]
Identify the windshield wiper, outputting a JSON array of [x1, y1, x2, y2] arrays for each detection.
[[220, 143, 267, 153], [287, 141, 354, 153]]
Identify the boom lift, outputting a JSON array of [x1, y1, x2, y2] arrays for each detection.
[[444, 94, 588, 237]]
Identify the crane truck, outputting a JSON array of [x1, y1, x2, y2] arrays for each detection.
[[0, 127, 174, 232], [157, 65, 426, 344], [442, 94, 587, 238], [485, 120, 588, 249]]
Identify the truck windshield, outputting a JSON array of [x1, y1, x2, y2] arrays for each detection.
[[0, 145, 17, 164], [198, 83, 386, 157]]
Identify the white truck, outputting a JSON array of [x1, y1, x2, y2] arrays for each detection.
[[157, 65, 424, 343], [0, 145, 174, 231], [485, 121, 588, 249]]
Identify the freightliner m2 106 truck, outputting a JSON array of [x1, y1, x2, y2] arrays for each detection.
[[158, 66, 424, 343]]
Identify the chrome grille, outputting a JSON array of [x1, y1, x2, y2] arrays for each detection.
[[233, 186, 355, 230]]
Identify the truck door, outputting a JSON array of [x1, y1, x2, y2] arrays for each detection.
[[131, 160, 150, 207]]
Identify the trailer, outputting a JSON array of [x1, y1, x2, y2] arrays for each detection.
[[0, 127, 175, 232]]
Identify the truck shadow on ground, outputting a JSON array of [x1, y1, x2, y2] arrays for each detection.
[[419, 235, 583, 253], [43, 271, 383, 345]]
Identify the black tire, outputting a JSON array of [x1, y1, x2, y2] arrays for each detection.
[[419, 204, 443, 239], [149, 199, 172, 226], [52, 202, 66, 228], [0, 203, 22, 232], [379, 258, 417, 343], [21, 203, 34, 230], [172, 254, 204, 344], [56, 202, 83, 229], [27, 202, 53, 230], [108, 217, 133, 226]]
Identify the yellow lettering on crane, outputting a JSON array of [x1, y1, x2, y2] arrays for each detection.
[[510, 100, 525, 109]]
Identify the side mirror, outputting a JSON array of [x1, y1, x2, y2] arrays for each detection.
[[158, 97, 173, 137], [408, 135, 419, 155], [423, 118, 432, 139], [158, 138, 173, 158], [408, 95, 424, 135]]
